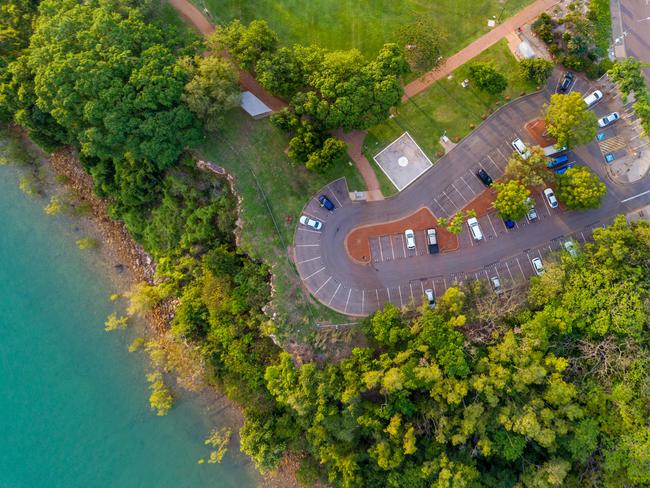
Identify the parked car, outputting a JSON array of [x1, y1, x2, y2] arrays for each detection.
[[555, 162, 574, 175], [542, 144, 567, 157], [564, 240, 578, 257], [476, 168, 493, 187], [547, 154, 569, 169], [405, 229, 416, 250], [544, 188, 559, 208], [598, 112, 620, 128], [532, 257, 545, 275], [503, 219, 515, 229], [583, 90, 603, 108], [426, 228, 439, 254], [318, 195, 335, 211], [299, 215, 322, 230], [525, 197, 538, 221], [490, 276, 502, 294], [511, 138, 531, 159], [467, 217, 483, 241], [558, 71, 574, 93], [424, 288, 436, 309]]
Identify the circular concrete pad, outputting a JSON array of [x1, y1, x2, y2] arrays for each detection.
[[398, 156, 409, 167]]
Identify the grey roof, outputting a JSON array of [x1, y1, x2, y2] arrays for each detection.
[[240, 91, 272, 118]]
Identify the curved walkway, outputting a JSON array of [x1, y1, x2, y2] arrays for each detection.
[[403, 0, 559, 99], [294, 72, 650, 316]]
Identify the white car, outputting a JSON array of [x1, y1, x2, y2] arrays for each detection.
[[490, 276, 502, 294], [564, 240, 578, 257], [583, 90, 603, 108], [531, 257, 545, 275], [299, 215, 322, 230], [467, 217, 483, 241], [511, 138, 531, 160], [598, 112, 620, 128], [424, 288, 436, 308], [544, 188, 559, 209], [525, 197, 538, 221], [404, 229, 416, 250]]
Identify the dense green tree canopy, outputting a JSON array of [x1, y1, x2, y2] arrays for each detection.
[[493, 179, 531, 220], [503, 145, 551, 187], [545, 92, 598, 148], [556, 165, 606, 210], [519, 58, 554, 84], [468, 61, 507, 94]]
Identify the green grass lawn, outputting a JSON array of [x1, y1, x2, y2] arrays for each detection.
[[198, 110, 365, 338], [366, 39, 539, 165], [197, 0, 534, 58]]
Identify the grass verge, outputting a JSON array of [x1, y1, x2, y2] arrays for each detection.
[[198, 110, 364, 339], [197, 0, 534, 58], [366, 39, 539, 162]]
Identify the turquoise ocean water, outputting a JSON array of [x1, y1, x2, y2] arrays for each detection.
[[0, 163, 257, 488]]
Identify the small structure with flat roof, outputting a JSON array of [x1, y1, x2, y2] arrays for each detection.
[[373, 132, 433, 191], [240, 91, 272, 119]]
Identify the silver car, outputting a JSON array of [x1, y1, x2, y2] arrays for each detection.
[[424, 288, 436, 308], [525, 197, 538, 221], [532, 257, 544, 275], [598, 112, 619, 128]]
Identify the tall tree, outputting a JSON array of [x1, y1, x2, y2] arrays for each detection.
[[210, 19, 278, 70], [519, 58, 554, 84], [503, 145, 552, 187], [468, 61, 507, 94], [545, 92, 597, 148], [556, 165, 606, 209], [182, 55, 240, 132], [493, 180, 531, 220]]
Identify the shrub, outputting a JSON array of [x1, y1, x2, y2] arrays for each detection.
[[468, 61, 507, 94]]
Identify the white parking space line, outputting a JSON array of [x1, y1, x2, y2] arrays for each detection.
[[540, 193, 552, 216], [460, 175, 475, 196], [329, 283, 341, 305], [450, 183, 468, 202], [390, 236, 396, 260], [361, 290, 365, 314], [516, 258, 525, 278], [304, 266, 326, 280], [298, 228, 323, 234], [495, 146, 509, 162], [296, 243, 320, 247], [621, 189, 650, 202], [441, 191, 459, 211], [486, 155, 501, 172], [344, 288, 352, 313], [330, 192, 343, 208], [401, 235, 408, 256], [314, 276, 332, 295], [398, 285, 403, 307], [378, 238, 384, 262], [580, 231, 587, 243], [298, 256, 321, 264], [504, 261, 514, 281], [486, 213, 498, 237], [548, 245, 553, 253], [409, 282, 415, 304]]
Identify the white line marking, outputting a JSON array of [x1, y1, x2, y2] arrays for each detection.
[[298, 228, 322, 234], [387, 287, 391, 303], [401, 234, 407, 257], [580, 231, 587, 242], [296, 243, 320, 247], [516, 258, 525, 278], [548, 245, 553, 253], [409, 282, 414, 303], [451, 183, 468, 202], [376, 289, 380, 306], [622, 189, 650, 202], [361, 290, 365, 314], [344, 288, 352, 313], [304, 266, 326, 280], [314, 276, 332, 295], [377, 237, 384, 262], [460, 175, 475, 196], [398, 285, 403, 307], [431, 279, 438, 296], [330, 191, 343, 208], [495, 146, 508, 162], [505, 261, 514, 281], [388, 235, 394, 260], [443, 277, 447, 289], [540, 192, 552, 216], [298, 256, 321, 264], [329, 283, 341, 305], [486, 213, 498, 237], [441, 191, 459, 210], [486, 155, 501, 172], [420, 280, 425, 295]]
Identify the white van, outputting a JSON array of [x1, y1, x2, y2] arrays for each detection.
[[583, 90, 603, 108], [467, 217, 483, 241], [511, 138, 531, 160]]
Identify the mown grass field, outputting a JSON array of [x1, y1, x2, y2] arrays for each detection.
[[366, 39, 539, 165], [197, 0, 534, 58], [199, 110, 365, 336]]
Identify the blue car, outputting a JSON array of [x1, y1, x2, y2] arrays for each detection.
[[503, 219, 516, 229], [547, 154, 569, 169], [318, 195, 335, 211], [555, 162, 574, 175]]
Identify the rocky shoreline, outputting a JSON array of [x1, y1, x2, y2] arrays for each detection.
[[6, 126, 303, 488]]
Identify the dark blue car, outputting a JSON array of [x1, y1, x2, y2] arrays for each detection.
[[555, 162, 575, 175], [319, 195, 335, 211], [503, 219, 516, 229], [547, 154, 569, 169]]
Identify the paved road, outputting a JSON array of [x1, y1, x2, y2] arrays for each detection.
[[616, 0, 650, 85], [294, 70, 650, 317]]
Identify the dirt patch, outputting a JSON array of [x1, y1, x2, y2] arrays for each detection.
[[345, 207, 458, 263], [462, 188, 497, 217], [525, 118, 556, 147]]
